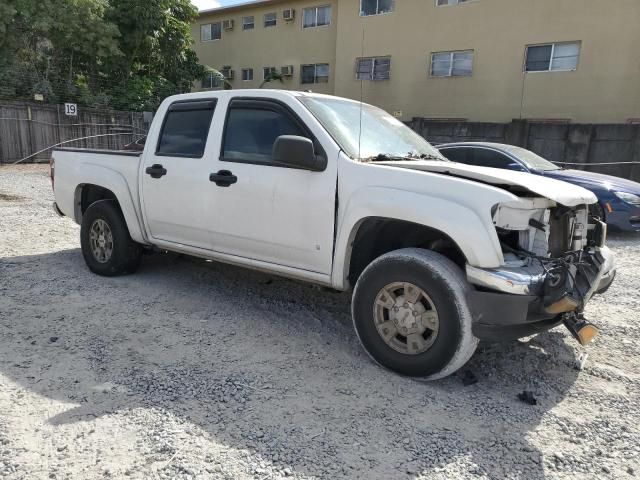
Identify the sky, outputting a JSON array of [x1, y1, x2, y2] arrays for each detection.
[[191, 0, 246, 11]]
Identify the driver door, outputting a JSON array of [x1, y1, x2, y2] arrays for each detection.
[[207, 98, 337, 275]]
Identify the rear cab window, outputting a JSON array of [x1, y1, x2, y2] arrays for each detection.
[[156, 100, 216, 158]]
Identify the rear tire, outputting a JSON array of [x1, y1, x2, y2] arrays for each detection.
[[80, 200, 142, 276], [352, 248, 478, 380]]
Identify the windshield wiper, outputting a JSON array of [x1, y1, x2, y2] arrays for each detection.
[[411, 153, 444, 161], [362, 153, 445, 163], [361, 153, 413, 163]]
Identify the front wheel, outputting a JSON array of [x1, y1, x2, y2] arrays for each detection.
[[351, 248, 478, 380], [80, 200, 142, 276]]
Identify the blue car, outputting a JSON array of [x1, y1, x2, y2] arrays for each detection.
[[437, 142, 640, 232]]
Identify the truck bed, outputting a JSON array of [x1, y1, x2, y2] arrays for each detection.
[[53, 147, 141, 157]]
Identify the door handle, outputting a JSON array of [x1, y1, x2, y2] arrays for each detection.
[[145, 164, 167, 179], [209, 170, 238, 187]]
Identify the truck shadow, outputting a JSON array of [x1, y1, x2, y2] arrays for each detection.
[[0, 249, 581, 479]]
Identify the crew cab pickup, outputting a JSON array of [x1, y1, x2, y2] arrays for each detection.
[[51, 90, 616, 379]]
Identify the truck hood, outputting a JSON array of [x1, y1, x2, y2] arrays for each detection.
[[376, 160, 597, 207]]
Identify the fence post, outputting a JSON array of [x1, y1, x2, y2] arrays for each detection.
[[566, 124, 593, 170], [26, 105, 34, 161], [505, 119, 528, 147], [56, 104, 62, 150], [630, 124, 640, 182]]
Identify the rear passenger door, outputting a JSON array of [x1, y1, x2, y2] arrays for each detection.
[[140, 99, 218, 249], [207, 97, 337, 275]]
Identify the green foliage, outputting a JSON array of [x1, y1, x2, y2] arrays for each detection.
[[0, 0, 205, 111], [260, 72, 285, 89], [203, 67, 233, 90]]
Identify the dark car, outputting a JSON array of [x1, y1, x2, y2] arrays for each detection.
[[438, 142, 640, 232]]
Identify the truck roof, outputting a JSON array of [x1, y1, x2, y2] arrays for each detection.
[[163, 89, 365, 106]]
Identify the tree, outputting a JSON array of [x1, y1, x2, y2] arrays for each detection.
[[104, 0, 205, 110], [260, 72, 284, 89], [204, 66, 232, 90], [0, 0, 205, 111], [0, 0, 120, 103]]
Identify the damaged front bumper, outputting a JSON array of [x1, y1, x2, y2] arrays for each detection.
[[465, 247, 616, 341]]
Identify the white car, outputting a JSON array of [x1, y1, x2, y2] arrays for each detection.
[[51, 90, 615, 380]]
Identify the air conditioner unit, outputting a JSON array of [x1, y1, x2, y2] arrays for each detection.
[[280, 65, 294, 76], [223, 19, 234, 30], [283, 8, 295, 21], [222, 68, 234, 80]]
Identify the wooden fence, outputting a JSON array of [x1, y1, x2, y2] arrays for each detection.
[[0, 102, 148, 164]]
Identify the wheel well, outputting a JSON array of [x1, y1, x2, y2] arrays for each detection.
[[76, 184, 119, 221], [347, 217, 467, 287]]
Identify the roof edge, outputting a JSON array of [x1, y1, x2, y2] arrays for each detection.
[[198, 0, 292, 16]]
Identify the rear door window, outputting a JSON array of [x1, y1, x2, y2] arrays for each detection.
[[470, 149, 515, 169], [156, 100, 216, 158], [440, 147, 472, 164]]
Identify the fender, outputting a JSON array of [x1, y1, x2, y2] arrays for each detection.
[[72, 163, 147, 244], [331, 186, 508, 290]]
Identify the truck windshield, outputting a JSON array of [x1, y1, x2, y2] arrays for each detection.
[[299, 96, 447, 162]]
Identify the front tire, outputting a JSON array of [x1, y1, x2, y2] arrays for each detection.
[[352, 248, 478, 380], [80, 200, 142, 276]]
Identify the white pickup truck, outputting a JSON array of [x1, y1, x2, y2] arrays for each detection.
[[51, 90, 616, 380]]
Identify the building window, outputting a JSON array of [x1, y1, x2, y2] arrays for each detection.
[[201, 72, 221, 89], [201, 22, 221, 41], [356, 57, 391, 80], [242, 68, 254, 81], [436, 0, 471, 6], [301, 64, 330, 84], [303, 5, 331, 28], [243, 16, 255, 30], [430, 50, 473, 77], [525, 42, 580, 72], [264, 12, 277, 27], [360, 0, 395, 16], [263, 67, 278, 79]]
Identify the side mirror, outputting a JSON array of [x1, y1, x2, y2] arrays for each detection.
[[272, 135, 327, 172], [507, 162, 526, 172]]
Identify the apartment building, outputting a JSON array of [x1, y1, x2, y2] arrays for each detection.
[[192, 0, 640, 123]]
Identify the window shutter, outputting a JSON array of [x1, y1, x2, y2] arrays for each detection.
[[316, 64, 330, 83], [356, 58, 374, 79], [550, 43, 580, 71], [525, 45, 553, 71], [452, 51, 473, 76], [201, 24, 212, 41], [373, 57, 391, 80], [431, 53, 451, 76], [303, 8, 316, 27]]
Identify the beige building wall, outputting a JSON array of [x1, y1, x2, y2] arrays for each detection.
[[193, 0, 640, 123], [192, 0, 338, 95]]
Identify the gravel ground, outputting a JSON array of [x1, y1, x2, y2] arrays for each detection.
[[1, 164, 639, 480]]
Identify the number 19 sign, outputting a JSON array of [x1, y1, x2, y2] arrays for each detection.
[[64, 103, 78, 116]]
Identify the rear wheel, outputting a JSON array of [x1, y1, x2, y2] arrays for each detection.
[[352, 248, 478, 380], [80, 200, 142, 276]]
